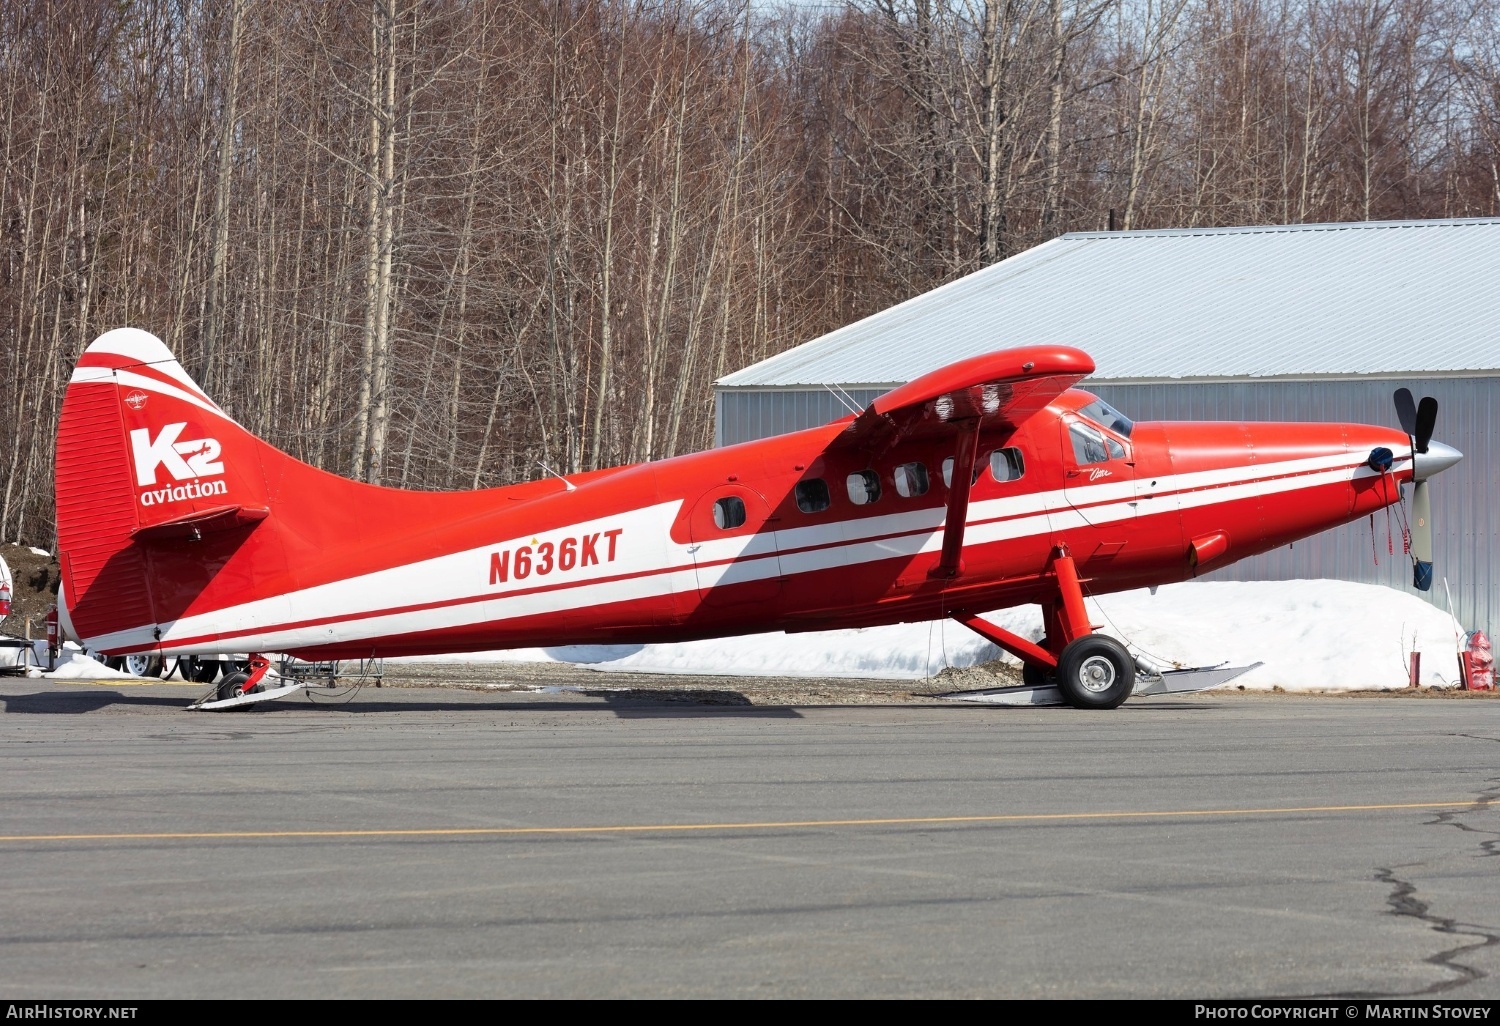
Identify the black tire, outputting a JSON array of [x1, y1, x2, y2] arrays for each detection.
[[216, 671, 251, 702], [1055, 635, 1135, 710], [123, 654, 163, 678], [1021, 662, 1055, 686], [104, 656, 125, 672], [181, 656, 221, 683]]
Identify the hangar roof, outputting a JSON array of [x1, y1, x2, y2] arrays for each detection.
[[717, 218, 1500, 388]]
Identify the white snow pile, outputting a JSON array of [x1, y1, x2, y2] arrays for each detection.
[[392, 580, 1467, 691], [0, 640, 135, 680]]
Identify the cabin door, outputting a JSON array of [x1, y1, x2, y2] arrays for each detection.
[[687, 484, 784, 608]]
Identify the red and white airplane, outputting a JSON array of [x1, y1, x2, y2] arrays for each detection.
[[54, 328, 1461, 709]]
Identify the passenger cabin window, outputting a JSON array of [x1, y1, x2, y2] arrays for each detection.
[[940, 457, 983, 488], [1070, 422, 1127, 465], [1077, 398, 1134, 438], [990, 447, 1025, 482], [795, 478, 831, 513], [847, 470, 881, 505], [894, 462, 929, 498], [713, 496, 747, 530]]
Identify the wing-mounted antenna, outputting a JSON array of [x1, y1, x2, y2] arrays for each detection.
[[537, 462, 578, 492], [822, 383, 861, 417]]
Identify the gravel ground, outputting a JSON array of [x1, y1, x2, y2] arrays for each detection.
[[377, 658, 974, 705], [374, 658, 1498, 705]]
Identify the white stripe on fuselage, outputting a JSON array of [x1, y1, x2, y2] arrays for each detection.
[[87, 447, 1404, 653]]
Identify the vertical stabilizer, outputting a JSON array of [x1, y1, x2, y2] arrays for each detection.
[[56, 329, 274, 648]]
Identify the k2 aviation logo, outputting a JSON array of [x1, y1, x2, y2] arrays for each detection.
[[130, 423, 228, 506]]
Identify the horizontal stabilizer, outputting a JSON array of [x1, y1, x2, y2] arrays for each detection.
[[132, 504, 270, 541]]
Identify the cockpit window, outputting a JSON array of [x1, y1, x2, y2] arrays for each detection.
[[1077, 398, 1133, 438], [1070, 422, 1126, 465], [1070, 423, 1110, 465]]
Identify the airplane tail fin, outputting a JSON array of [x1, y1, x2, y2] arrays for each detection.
[[55, 329, 280, 649], [56, 329, 523, 657]]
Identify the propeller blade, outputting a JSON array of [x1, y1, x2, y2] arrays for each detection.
[[1410, 479, 1433, 591], [1394, 388, 1418, 437], [1414, 396, 1438, 454]]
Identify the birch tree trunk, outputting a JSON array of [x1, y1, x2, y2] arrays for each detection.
[[200, 0, 246, 394]]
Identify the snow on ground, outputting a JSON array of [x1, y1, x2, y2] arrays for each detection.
[[0, 640, 135, 680], [46, 643, 136, 680], [391, 580, 1467, 691]]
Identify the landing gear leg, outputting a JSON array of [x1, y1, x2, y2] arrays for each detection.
[[1042, 546, 1133, 708], [952, 546, 1135, 709]]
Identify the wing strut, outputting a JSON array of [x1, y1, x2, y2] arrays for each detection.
[[930, 418, 983, 579]]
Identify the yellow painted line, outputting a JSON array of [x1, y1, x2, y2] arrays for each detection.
[[0, 800, 1480, 844], [44, 678, 200, 686]]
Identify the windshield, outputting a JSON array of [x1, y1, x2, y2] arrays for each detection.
[[1077, 398, 1133, 438]]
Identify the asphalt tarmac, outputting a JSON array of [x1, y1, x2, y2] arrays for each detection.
[[1, 672, 1497, 999]]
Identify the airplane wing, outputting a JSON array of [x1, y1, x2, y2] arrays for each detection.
[[831, 346, 1095, 580], [832, 345, 1094, 453]]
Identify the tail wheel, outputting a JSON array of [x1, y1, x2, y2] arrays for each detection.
[[215, 671, 251, 702], [1055, 635, 1135, 710], [181, 656, 221, 683]]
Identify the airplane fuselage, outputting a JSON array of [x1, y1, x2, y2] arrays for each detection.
[[70, 390, 1412, 661]]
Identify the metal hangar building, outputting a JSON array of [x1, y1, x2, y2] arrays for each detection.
[[714, 217, 1500, 636]]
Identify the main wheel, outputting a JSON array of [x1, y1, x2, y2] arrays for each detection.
[[181, 656, 221, 683], [1021, 662, 1055, 686], [215, 671, 251, 702], [1055, 635, 1135, 710]]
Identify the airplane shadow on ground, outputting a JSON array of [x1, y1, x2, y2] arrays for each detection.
[[0, 687, 804, 719], [0, 690, 191, 714], [290, 689, 804, 718]]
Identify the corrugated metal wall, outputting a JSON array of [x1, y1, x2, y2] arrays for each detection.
[[715, 377, 1499, 636], [716, 388, 887, 449]]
